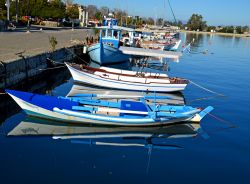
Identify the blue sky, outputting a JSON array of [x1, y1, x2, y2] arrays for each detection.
[[76, 0, 250, 26]]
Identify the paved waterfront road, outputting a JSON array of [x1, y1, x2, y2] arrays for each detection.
[[0, 27, 92, 62]]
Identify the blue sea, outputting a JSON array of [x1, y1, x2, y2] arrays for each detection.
[[0, 33, 250, 184]]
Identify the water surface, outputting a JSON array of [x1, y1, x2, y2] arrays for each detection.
[[0, 33, 250, 184]]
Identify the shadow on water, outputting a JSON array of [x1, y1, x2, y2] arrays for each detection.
[[67, 83, 186, 105], [6, 115, 203, 150], [0, 68, 71, 124]]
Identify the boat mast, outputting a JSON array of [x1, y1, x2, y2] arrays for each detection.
[[167, 0, 177, 24]]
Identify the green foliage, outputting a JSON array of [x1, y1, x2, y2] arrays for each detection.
[[66, 5, 79, 19], [146, 17, 154, 25], [236, 26, 243, 34], [95, 12, 102, 21], [218, 26, 235, 33], [187, 14, 207, 31], [217, 26, 249, 34], [242, 26, 249, 33], [5, 0, 65, 20], [0, 1, 6, 19], [206, 26, 216, 32]]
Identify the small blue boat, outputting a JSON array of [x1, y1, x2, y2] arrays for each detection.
[[6, 90, 214, 126], [88, 16, 134, 65], [88, 41, 130, 65]]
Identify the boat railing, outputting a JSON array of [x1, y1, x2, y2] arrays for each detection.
[[71, 63, 170, 79]]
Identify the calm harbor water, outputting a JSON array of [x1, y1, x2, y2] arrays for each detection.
[[0, 33, 250, 184]]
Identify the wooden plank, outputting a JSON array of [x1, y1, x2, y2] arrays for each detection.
[[119, 46, 182, 59]]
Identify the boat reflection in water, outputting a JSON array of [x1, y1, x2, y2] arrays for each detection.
[[7, 83, 205, 150], [67, 84, 186, 106], [8, 116, 206, 150]]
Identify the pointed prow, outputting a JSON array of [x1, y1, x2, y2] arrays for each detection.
[[190, 106, 214, 122]]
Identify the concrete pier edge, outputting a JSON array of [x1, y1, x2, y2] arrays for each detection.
[[0, 45, 83, 88]]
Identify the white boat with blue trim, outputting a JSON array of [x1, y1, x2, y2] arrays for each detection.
[[6, 90, 214, 127], [65, 62, 189, 92]]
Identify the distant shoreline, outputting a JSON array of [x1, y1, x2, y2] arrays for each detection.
[[180, 30, 250, 38]]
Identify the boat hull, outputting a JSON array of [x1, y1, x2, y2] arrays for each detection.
[[6, 90, 198, 127], [6, 90, 213, 126], [88, 43, 130, 65], [9, 94, 191, 126], [66, 64, 187, 92]]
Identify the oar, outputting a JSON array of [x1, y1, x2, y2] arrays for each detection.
[[54, 107, 149, 115], [70, 140, 183, 150], [69, 94, 175, 100], [53, 133, 152, 140]]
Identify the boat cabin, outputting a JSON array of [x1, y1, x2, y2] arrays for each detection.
[[99, 27, 122, 48]]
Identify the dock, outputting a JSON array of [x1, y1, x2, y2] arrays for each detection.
[[119, 46, 182, 59], [0, 28, 93, 88]]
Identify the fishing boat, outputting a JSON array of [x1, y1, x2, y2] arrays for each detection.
[[141, 39, 182, 51], [87, 15, 182, 65], [6, 89, 214, 126], [65, 62, 189, 92], [87, 15, 134, 65]]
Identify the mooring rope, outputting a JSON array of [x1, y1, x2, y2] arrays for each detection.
[[46, 58, 65, 65], [189, 80, 225, 97], [38, 65, 66, 71], [187, 95, 224, 103], [207, 112, 237, 128], [64, 47, 89, 65]]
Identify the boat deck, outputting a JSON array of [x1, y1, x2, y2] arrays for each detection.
[[119, 46, 182, 59]]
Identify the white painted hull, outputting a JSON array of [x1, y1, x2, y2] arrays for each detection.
[[66, 64, 187, 92], [8, 93, 201, 127]]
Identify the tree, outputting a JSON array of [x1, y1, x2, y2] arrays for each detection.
[[218, 26, 234, 33], [187, 14, 207, 31], [113, 9, 127, 26], [242, 26, 249, 33], [95, 11, 102, 21], [99, 6, 109, 16], [7, 0, 65, 20], [87, 5, 98, 19], [146, 17, 154, 25], [236, 26, 243, 34], [66, 4, 79, 19], [156, 18, 164, 26], [0, 0, 7, 20], [206, 26, 216, 32]]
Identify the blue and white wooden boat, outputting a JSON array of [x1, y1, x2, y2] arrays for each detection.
[[88, 40, 130, 65], [6, 90, 214, 127], [88, 17, 134, 65], [65, 62, 189, 92]]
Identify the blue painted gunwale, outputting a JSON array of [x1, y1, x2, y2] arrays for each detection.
[[5, 90, 199, 125]]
